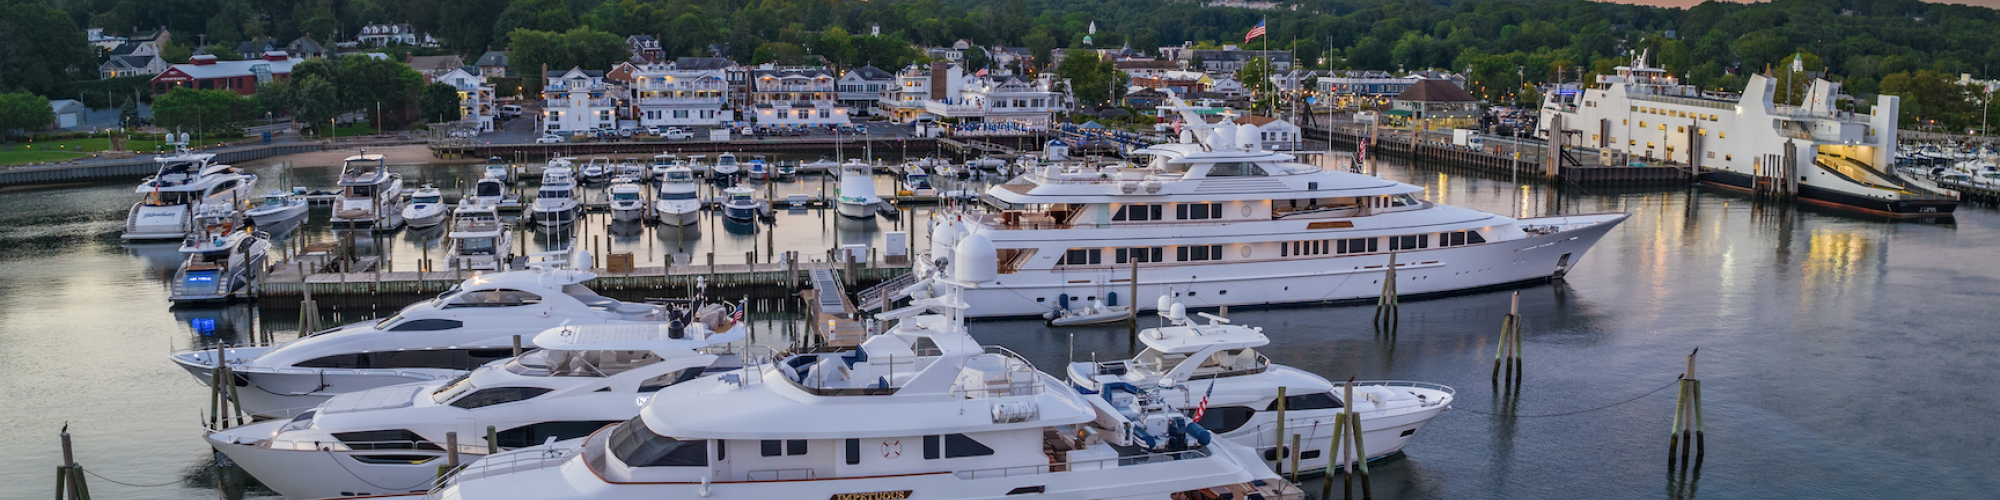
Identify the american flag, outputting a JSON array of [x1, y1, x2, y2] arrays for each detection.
[[1191, 379, 1217, 422], [1245, 19, 1266, 42], [975, 66, 989, 77]]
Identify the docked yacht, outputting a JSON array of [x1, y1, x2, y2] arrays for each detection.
[[710, 152, 741, 182], [653, 165, 702, 227], [648, 154, 679, 182], [483, 157, 512, 183], [615, 157, 645, 180], [446, 202, 513, 271], [466, 174, 509, 210], [607, 180, 647, 222], [330, 154, 406, 230], [208, 316, 747, 499], [580, 157, 611, 183], [1068, 292, 1452, 473], [531, 166, 581, 227], [123, 146, 258, 240], [720, 185, 762, 221], [835, 159, 880, 219], [425, 236, 1300, 500], [1538, 51, 1955, 217], [245, 190, 309, 226], [902, 165, 937, 197], [775, 160, 799, 180], [403, 185, 450, 229], [746, 156, 770, 181], [169, 256, 709, 418], [926, 97, 1628, 318], [169, 203, 272, 303]]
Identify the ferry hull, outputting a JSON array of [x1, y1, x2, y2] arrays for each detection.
[[1697, 170, 1957, 218], [959, 213, 1626, 318]]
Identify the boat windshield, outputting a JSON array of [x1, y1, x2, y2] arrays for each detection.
[[666, 172, 691, 181], [460, 237, 496, 255], [539, 188, 571, 199], [607, 417, 709, 467], [477, 183, 504, 197], [661, 191, 697, 200], [431, 373, 476, 403], [613, 192, 641, 201], [261, 195, 289, 206], [345, 185, 374, 198], [414, 195, 442, 204], [730, 192, 751, 201], [504, 349, 669, 377]]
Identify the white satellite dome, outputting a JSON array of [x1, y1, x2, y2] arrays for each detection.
[[953, 233, 997, 284]]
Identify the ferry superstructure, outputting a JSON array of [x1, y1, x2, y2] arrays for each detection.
[[1538, 51, 1955, 217], [929, 98, 1627, 318]]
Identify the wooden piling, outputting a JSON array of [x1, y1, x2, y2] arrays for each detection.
[[446, 431, 460, 469], [1373, 253, 1400, 331], [486, 426, 499, 454], [1495, 291, 1523, 389], [1669, 348, 1704, 469], [1347, 410, 1372, 500], [1272, 386, 1287, 475]]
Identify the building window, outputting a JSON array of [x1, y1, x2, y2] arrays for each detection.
[[819, 109, 830, 118]]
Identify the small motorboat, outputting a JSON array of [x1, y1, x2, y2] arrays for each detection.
[[483, 157, 512, 183], [648, 154, 679, 182], [169, 203, 272, 304], [1045, 299, 1131, 326], [580, 157, 611, 182], [747, 156, 770, 181], [901, 166, 936, 197], [608, 179, 647, 222], [244, 189, 309, 226], [711, 152, 741, 182], [775, 161, 798, 180], [401, 184, 450, 228], [721, 185, 762, 221]]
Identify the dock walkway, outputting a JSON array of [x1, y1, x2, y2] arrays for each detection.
[[258, 259, 910, 298]]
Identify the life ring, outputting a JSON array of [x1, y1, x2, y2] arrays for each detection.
[[882, 439, 902, 458]]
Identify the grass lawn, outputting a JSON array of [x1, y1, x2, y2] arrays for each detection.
[[0, 136, 239, 166], [0, 149, 87, 166]]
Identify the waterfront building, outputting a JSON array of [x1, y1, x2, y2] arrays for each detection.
[[627, 63, 733, 127], [150, 52, 299, 95], [438, 67, 496, 132], [541, 67, 619, 135]]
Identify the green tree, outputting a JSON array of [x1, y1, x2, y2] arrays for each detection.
[[812, 27, 857, 69], [153, 87, 260, 135], [437, 0, 507, 53], [751, 42, 809, 66], [0, 92, 53, 137], [854, 33, 915, 70], [494, 0, 576, 45], [962, 45, 991, 71], [509, 27, 629, 90], [0, 1, 89, 96], [336, 55, 425, 125], [419, 82, 463, 123]]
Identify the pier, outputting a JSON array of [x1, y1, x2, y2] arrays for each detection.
[[1301, 124, 1692, 185], [1939, 177, 2000, 204], [256, 255, 910, 299], [430, 135, 1050, 160]]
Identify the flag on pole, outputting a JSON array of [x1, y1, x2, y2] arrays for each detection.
[[976, 66, 989, 77], [1192, 379, 1217, 422], [1245, 19, 1266, 42]]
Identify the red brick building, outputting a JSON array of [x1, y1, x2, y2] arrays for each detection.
[[151, 52, 300, 95]]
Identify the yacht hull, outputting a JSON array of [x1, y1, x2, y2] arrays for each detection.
[[1697, 170, 1958, 217], [959, 213, 1627, 318], [124, 202, 194, 240], [837, 200, 875, 219], [208, 422, 451, 498], [405, 210, 448, 229], [612, 206, 646, 222], [246, 203, 309, 227], [656, 209, 700, 226], [531, 207, 578, 227], [170, 349, 457, 418]]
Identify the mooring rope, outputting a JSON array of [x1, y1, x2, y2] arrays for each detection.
[[1454, 377, 1683, 418], [79, 467, 183, 488]]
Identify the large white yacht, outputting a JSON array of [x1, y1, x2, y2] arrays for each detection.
[[169, 203, 272, 303], [446, 202, 513, 271], [1067, 292, 1452, 474], [330, 153, 407, 230], [403, 185, 451, 229], [208, 318, 747, 499], [424, 235, 1299, 500], [607, 179, 647, 222], [653, 165, 701, 227], [710, 151, 740, 182], [1538, 51, 1956, 217], [170, 256, 724, 418], [532, 165, 582, 227], [123, 144, 258, 240], [928, 98, 1628, 318]]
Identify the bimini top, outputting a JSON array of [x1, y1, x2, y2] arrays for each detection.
[[1139, 323, 1270, 355]]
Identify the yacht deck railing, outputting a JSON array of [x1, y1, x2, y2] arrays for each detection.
[[951, 448, 1213, 479]]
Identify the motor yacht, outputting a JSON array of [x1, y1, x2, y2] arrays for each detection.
[[245, 189, 309, 226], [404, 185, 451, 229], [1067, 292, 1453, 474], [901, 166, 936, 197], [921, 96, 1628, 318], [169, 203, 272, 304], [608, 180, 647, 222], [532, 165, 581, 227], [721, 185, 762, 221], [683, 154, 708, 177], [615, 157, 645, 181], [123, 142, 258, 240], [465, 174, 509, 210], [207, 313, 747, 499], [580, 157, 611, 183], [835, 159, 879, 219], [425, 236, 1301, 500], [711, 152, 741, 183], [330, 153, 406, 231], [653, 165, 702, 227], [169, 255, 711, 418], [775, 161, 798, 180], [446, 202, 513, 271], [647, 154, 679, 182], [746, 156, 770, 181]]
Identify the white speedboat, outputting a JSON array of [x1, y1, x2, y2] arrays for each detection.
[[403, 185, 450, 229], [244, 190, 309, 226], [615, 157, 646, 181], [330, 153, 406, 231], [466, 174, 508, 209], [775, 161, 798, 180], [1067, 291, 1453, 474], [653, 165, 701, 227], [483, 157, 512, 183], [835, 159, 879, 219], [966, 156, 1008, 169], [720, 185, 761, 221], [608, 180, 647, 222], [532, 166, 581, 227], [683, 154, 707, 177], [933, 161, 964, 178], [746, 156, 770, 181], [207, 309, 748, 499], [169, 203, 272, 303], [446, 201, 513, 271], [1045, 299, 1129, 326], [169, 255, 716, 418], [710, 152, 740, 182], [123, 144, 258, 240], [426, 237, 1299, 500], [580, 157, 611, 183], [901, 166, 936, 197], [647, 154, 679, 182], [923, 96, 1628, 318]]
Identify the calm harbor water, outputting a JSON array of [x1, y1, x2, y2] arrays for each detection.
[[2, 153, 1996, 499]]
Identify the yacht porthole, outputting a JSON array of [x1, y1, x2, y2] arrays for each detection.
[[1240, 205, 1252, 217], [1239, 245, 1251, 257]]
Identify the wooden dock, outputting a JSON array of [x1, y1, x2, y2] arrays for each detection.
[[1302, 125, 1691, 185], [1939, 178, 2000, 204], [256, 258, 911, 299]]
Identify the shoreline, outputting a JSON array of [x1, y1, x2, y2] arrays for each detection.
[[235, 143, 477, 168]]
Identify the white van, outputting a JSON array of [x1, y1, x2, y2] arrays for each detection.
[[499, 105, 523, 118]]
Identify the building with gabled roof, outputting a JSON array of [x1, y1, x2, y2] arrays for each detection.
[[406, 54, 465, 83], [541, 67, 619, 135], [628, 63, 732, 127], [150, 52, 300, 95], [1390, 78, 1480, 130], [437, 67, 496, 132], [837, 65, 895, 115], [474, 50, 509, 78]]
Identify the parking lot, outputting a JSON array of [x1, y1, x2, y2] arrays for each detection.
[[474, 101, 914, 145]]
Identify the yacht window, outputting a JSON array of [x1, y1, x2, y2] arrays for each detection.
[[1336, 238, 1378, 255], [462, 237, 497, 255], [212, 179, 238, 193], [477, 183, 504, 197], [1388, 235, 1429, 250], [1265, 393, 1343, 411], [1390, 194, 1420, 207], [346, 185, 374, 198], [450, 387, 553, 409], [1060, 249, 1101, 266], [846, 438, 862, 464], [334, 429, 441, 450], [1116, 247, 1164, 264], [923, 435, 940, 459], [1112, 204, 1162, 222], [1176, 245, 1223, 262], [279, 410, 317, 433], [613, 192, 641, 201], [494, 421, 621, 448], [446, 289, 542, 307], [761, 440, 783, 456], [387, 319, 464, 331], [1206, 162, 1266, 177], [944, 434, 994, 458], [608, 417, 710, 467], [539, 188, 572, 199], [413, 195, 442, 204], [1438, 230, 1485, 247], [303, 349, 511, 370], [1189, 406, 1256, 433], [662, 190, 698, 200], [1176, 203, 1222, 220]]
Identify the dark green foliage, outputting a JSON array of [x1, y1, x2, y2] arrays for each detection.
[[419, 82, 463, 123], [152, 87, 260, 135]]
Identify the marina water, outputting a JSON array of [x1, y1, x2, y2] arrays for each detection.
[[2, 155, 1997, 499]]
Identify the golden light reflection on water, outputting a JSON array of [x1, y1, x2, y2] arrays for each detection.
[[1802, 229, 1875, 291]]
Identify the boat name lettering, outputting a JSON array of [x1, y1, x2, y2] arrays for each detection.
[[1307, 221, 1355, 229], [831, 490, 912, 500]]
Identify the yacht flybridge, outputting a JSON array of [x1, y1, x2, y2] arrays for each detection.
[[331, 153, 407, 230], [123, 143, 258, 240], [208, 321, 747, 499], [1539, 50, 1956, 217], [425, 234, 1300, 500], [928, 97, 1628, 318], [170, 254, 739, 418]]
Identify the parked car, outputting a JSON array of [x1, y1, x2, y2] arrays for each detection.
[[535, 134, 564, 144], [618, 127, 636, 138], [661, 127, 694, 140]]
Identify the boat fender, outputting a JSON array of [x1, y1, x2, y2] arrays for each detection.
[[1058, 293, 1070, 310], [699, 476, 710, 497], [1106, 292, 1118, 308]]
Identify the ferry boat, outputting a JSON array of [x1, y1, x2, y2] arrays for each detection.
[[207, 317, 746, 499], [423, 237, 1300, 500], [446, 202, 512, 271], [607, 179, 647, 222], [926, 97, 1628, 318], [330, 154, 406, 230], [123, 144, 258, 240], [653, 164, 702, 226], [403, 185, 450, 229], [1538, 51, 1956, 218], [835, 159, 880, 219], [169, 254, 718, 418], [169, 203, 272, 303]]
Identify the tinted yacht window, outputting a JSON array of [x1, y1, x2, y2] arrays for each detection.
[[449, 387, 553, 409], [608, 417, 709, 467]]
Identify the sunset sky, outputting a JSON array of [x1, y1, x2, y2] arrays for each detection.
[[1597, 0, 2000, 9]]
